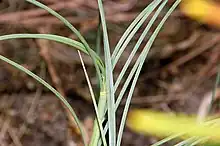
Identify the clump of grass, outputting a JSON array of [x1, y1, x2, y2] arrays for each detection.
[[6, 0, 220, 146]]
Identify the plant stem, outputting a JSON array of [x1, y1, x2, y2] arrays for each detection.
[[90, 80, 107, 146]]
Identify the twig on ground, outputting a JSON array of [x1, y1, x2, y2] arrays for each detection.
[[0, 118, 10, 146], [162, 34, 220, 75], [8, 88, 43, 146], [37, 27, 65, 95], [187, 45, 220, 90], [7, 127, 22, 146], [175, 30, 200, 50], [0, 0, 82, 23]]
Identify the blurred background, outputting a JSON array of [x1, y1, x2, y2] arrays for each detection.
[[0, 0, 219, 145]]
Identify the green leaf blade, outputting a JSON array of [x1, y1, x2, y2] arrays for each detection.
[[116, 1, 181, 146], [97, 0, 116, 145]]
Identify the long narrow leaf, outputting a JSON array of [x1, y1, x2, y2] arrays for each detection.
[[188, 137, 209, 146], [93, 84, 108, 146], [114, 0, 168, 109], [101, 0, 168, 139], [26, 0, 104, 83], [112, 0, 162, 68], [114, 0, 167, 95], [0, 34, 104, 72], [151, 134, 183, 146], [25, 0, 107, 145], [0, 34, 85, 53], [173, 137, 197, 146], [0, 55, 87, 146], [208, 66, 220, 115], [111, 0, 160, 60], [78, 51, 107, 146], [96, 20, 103, 86], [90, 19, 108, 146], [116, 0, 180, 111], [97, 0, 116, 145], [117, 1, 181, 146]]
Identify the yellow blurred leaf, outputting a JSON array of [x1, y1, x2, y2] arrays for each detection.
[[180, 0, 220, 28], [127, 109, 220, 141]]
